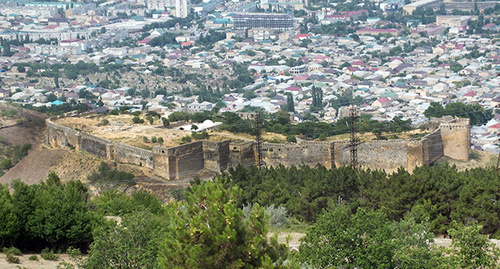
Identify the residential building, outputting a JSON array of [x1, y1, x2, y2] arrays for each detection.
[[233, 13, 294, 31]]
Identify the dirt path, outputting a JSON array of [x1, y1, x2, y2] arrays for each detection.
[[272, 232, 306, 251]]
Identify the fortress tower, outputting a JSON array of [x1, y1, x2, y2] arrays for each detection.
[[439, 118, 470, 162]]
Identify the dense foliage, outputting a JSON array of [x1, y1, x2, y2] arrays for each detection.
[[157, 179, 293, 268], [177, 110, 412, 139], [83, 211, 165, 269], [298, 205, 498, 268], [1, 162, 500, 267], [0, 172, 100, 251], [221, 164, 500, 236], [424, 102, 493, 126], [24, 103, 93, 116]]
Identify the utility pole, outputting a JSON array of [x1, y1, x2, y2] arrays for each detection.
[[495, 104, 500, 181], [348, 106, 362, 169], [255, 113, 263, 169]]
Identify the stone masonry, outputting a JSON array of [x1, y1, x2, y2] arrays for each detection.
[[45, 116, 470, 179]]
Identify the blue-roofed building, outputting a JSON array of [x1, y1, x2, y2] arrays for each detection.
[[51, 100, 65, 106]]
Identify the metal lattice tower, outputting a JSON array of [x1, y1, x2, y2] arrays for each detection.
[[255, 113, 263, 169], [348, 106, 362, 169]]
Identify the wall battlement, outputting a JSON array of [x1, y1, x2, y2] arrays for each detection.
[[45, 115, 471, 178]]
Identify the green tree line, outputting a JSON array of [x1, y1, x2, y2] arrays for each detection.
[[220, 163, 500, 237], [424, 102, 493, 126], [2, 163, 500, 268]]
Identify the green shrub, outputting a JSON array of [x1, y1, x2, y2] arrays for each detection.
[[110, 109, 119, 115], [56, 261, 75, 269], [29, 255, 38, 261], [286, 135, 297, 143], [469, 150, 480, 161], [191, 131, 209, 140], [6, 253, 20, 264], [67, 247, 81, 259], [146, 115, 154, 124], [3, 247, 22, 256], [41, 248, 59, 261], [151, 136, 157, 143], [161, 117, 170, 127], [132, 116, 143, 124], [102, 119, 109, 126], [181, 136, 192, 143], [1, 109, 17, 117], [0, 158, 13, 169], [157, 137, 164, 144], [265, 204, 290, 228]]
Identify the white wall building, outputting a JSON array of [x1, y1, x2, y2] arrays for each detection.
[[175, 0, 189, 18]]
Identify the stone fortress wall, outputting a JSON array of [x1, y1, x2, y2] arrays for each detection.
[[45, 116, 470, 179]]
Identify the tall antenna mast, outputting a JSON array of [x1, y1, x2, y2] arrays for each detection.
[[255, 113, 263, 169], [348, 106, 362, 169]]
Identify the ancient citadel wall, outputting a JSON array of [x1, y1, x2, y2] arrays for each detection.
[[259, 142, 334, 168], [420, 129, 443, 164], [80, 133, 112, 158], [333, 140, 409, 172], [203, 140, 230, 172], [113, 142, 155, 169], [46, 119, 224, 180], [228, 141, 255, 167], [45, 115, 470, 178], [45, 121, 81, 150], [164, 142, 204, 180], [406, 140, 423, 173], [332, 141, 350, 167], [152, 146, 170, 177]]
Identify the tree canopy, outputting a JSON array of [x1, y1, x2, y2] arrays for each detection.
[[157, 178, 293, 268], [424, 102, 493, 126]]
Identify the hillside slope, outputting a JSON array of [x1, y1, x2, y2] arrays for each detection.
[[0, 144, 66, 185]]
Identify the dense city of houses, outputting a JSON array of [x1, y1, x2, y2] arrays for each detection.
[[0, 0, 499, 152]]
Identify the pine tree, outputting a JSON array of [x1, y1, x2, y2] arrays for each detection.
[[157, 179, 294, 268], [311, 86, 323, 112], [286, 92, 295, 112]]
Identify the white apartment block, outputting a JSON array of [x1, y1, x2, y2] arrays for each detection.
[[0, 6, 57, 17], [25, 43, 83, 56], [147, 0, 174, 10], [175, 0, 189, 18]]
